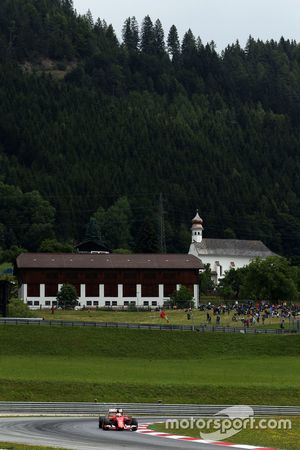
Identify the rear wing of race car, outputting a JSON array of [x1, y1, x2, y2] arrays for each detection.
[[108, 408, 123, 414]]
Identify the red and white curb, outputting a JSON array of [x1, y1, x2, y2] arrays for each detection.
[[137, 423, 277, 450]]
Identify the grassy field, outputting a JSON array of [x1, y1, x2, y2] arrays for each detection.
[[0, 325, 300, 404], [31, 308, 297, 330], [151, 417, 300, 450]]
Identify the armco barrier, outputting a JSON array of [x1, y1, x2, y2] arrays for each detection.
[[0, 402, 300, 417], [0, 318, 298, 334]]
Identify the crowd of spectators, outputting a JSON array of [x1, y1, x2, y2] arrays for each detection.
[[201, 301, 300, 329]]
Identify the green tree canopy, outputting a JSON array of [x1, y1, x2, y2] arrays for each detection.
[[57, 284, 79, 309], [92, 197, 132, 249], [122, 17, 139, 52], [170, 285, 194, 308], [0, 183, 55, 251], [240, 257, 298, 303], [167, 25, 180, 59], [217, 267, 247, 300], [200, 264, 215, 294], [38, 239, 74, 253], [140, 15, 155, 54], [84, 217, 102, 242], [219, 257, 299, 303], [1, 2, 300, 260]]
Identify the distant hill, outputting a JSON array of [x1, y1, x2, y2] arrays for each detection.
[[1, 0, 300, 261]]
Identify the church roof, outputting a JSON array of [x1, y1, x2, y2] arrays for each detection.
[[192, 211, 203, 224], [192, 238, 275, 257]]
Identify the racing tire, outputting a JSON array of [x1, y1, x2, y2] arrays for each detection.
[[99, 417, 104, 429], [102, 418, 110, 430], [131, 418, 138, 431]]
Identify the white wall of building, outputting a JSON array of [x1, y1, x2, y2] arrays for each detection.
[[20, 282, 200, 309], [189, 249, 253, 281]]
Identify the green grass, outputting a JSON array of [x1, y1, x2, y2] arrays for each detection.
[[31, 308, 298, 330], [0, 325, 300, 404], [2, 325, 300, 358], [1, 356, 299, 387], [151, 417, 300, 450]]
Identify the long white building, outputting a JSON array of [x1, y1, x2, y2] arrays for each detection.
[[16, 253, 202, 308]]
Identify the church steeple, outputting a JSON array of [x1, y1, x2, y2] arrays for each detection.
[[191, 210, 203, 243]]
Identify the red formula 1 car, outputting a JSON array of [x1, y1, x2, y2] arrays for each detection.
[[98, 408, 138, 431]]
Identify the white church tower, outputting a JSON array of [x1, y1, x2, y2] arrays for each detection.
[[191, 210, 203, 243], [189, 210, 276, 283]]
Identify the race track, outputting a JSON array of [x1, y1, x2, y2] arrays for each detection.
[[0, 417, 257, 450]]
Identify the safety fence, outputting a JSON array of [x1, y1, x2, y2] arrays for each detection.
[[0, 318, 298, 334], [0, 402, 300, 417]]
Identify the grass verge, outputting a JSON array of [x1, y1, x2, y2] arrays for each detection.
[[151, 417, 300, 450]]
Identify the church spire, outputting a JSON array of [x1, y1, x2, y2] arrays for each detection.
[[191, 210, 203, 243]]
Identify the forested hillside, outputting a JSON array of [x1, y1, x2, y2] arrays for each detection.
[[1, 0, 300, 261]]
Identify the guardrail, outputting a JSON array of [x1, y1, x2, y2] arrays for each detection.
[[0, 318, 298, 334], [0, 402, 300, 416]]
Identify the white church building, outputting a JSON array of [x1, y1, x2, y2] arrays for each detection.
[[188, 211, 275, 283]]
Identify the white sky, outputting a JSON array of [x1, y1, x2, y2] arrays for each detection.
[[73, 0, 300, 51]]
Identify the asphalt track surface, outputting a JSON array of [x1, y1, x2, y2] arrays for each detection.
[[0, 417, 250, 450]]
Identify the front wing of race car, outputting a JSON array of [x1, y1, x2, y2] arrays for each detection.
[[99, 416, 138, 431]]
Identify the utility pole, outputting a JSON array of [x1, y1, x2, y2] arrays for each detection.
[[159, 193, 166, 253]]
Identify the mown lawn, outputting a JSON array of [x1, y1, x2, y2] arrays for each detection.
[[31, 308, 297, 330], [151, 417, 300, 450], [0, 326, 299, 404]]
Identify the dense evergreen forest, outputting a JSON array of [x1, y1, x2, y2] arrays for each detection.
[[1, 0, 300, 261]]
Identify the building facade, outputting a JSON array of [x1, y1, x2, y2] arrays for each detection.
[[16, 253, 202, 308], [188, 211, 275, 283]]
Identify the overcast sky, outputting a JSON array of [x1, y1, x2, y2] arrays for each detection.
[[73, 0, 299, 51]]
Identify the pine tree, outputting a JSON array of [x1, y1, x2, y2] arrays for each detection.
[[122, 17, 132, 49], [105, 24, 119, 49], [141, 15, 155, 54], [154, 19, 165, 55], [167, 25, 180, 59], [122, 17, 139, 51], [135, 216, 160, 253], [130, 16, 140, 50], [181, 29, 197, 55], [84, 218, 102, 242], [85, 9, 94, 29]]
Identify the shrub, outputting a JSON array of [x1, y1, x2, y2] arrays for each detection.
[[8, 298, 33, 318], [170, 286, 194, 309]]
